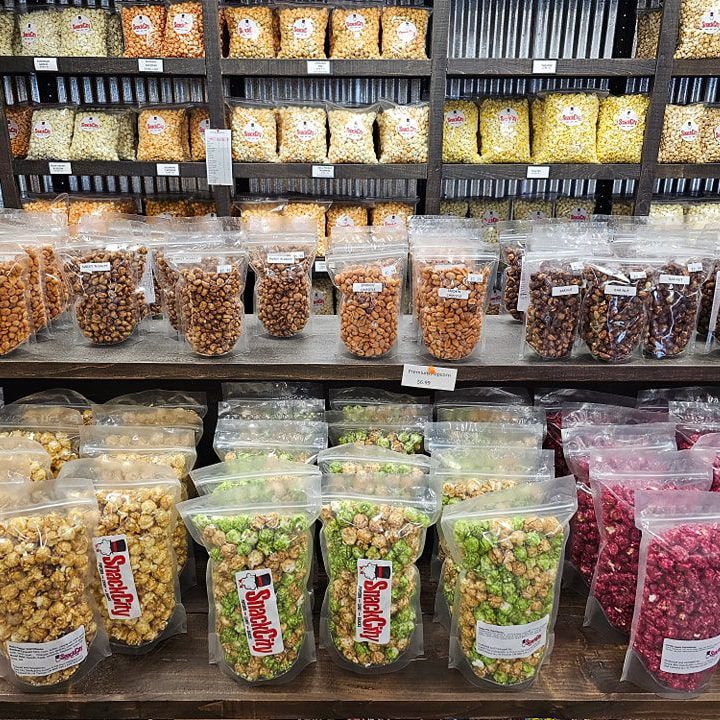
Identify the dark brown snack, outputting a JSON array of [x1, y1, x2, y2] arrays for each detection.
[[698, 260, 720, 337], [502, 244, 524, 321], [525, 262, 583, 360], [581, 262, 652, 363], [154, 250, 181, 332], [0, 253, 33, 356], [41, 243, 70, 321], [642, 262, 708, 360]]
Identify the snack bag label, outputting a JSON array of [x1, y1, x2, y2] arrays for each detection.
[[660, 274, 691, 285], [21, 21, 38, 44], [345, 12, 366, 34], [383, 213, 402, 226], [173, 12, 194, 35], [295, 120, 318, 142], [559, 105, 583, 127], [681, 120, 699, 143], [237, 17, 260, 41], [292, 17, 314, 39], [198, 118, 210, 137], [132, 14, 154, 36], [701, 10, 720, 35], [33, 120, 52, 139], [267, 253, 300, 264], [396, 20, 417, 44], [146, 115, 167, 135], [397, 117, 419, 138], [345, 117, 366, 141], [94, 534, 142, 620], [661, 634, 720, 674], [569, 206, 590, 221], [499, 107, 519, 135], [630, 270, 647, 280], [71, 14, 92, 34], [475, 615, 549, 659], [605, 285, 637, 297], [355, 559, 392, 644], [242, 118, 264, 143], [617, 108, 639, 132], [7, 119, 18, 140], [353, 282, 383, 293], [551, 285, 580, 297], [80, 262, 111, 273], [482, 209, 500, 224], [335, 213, 355, 227], [445, 109, 466, 128], [7, 626, 88, 678], [236, 569, 285, 656], [79, 115, 101, 133], [439, 287, 469, 300]]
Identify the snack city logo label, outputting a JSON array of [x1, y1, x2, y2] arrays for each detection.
[[71, 14, 92, 34], [132, 15, 154, 36], [235, 569, 285, 657], [93, 535, 142, 620], [701, 10, 720, 34], [355, 559, 392, 644], [345, 13, 366, 33], [445, 109, 466, 127]]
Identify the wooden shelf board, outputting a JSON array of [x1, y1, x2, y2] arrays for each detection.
[[655, 163, 720, 179], [232, 163, 427, 179], [672, 59, 720, 76], [443, 164, 641, 180], [446, 57, 656, 76], [1, 316, 717, 383], [221, 58, 432, 77], [13, 160, 207, 178], [0, 56, 206, 76]]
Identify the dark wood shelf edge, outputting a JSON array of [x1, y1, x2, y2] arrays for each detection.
[[0, 56, 206, 76], [232, 163, 428, 179], [655, 163, 720, 179], [672, 59, 720, 76], [446, 58, 657, 76], [442, 164, 641, 180], [13, 161, 208, 178], [221, 59, 432, 76]]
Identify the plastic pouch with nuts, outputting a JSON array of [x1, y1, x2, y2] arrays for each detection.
[[276, 105, 327, 163], [277, 4, 328, 58], [597, 94, 649, 164], [248, 232, 317, 338], [15, 6, 61, 56], [137, 106, 190, 162], [442, 475, 576, 689], [327, 103, 378, 164], [0, 478, 110, 690], [27, 107, 76, 162], [378, 102, 429, 164], [58, 7, 109, 57], [69, 110, 120, 162], [443, 100, 480, 164], [675, 0, 720, 59], [330, 5, 381, 59], [658, 104, 705, 163], [13, 389, 92, 425], [219, 398, 325, 422], [319, 461, 440, 673], [5, 105, 33, 159], [412, 240, 499, 361], [532, 91, 602, 164], [224, 4, 277, 58], [120, 1, 166, 57], [327, 240, 407, 358], [162, 0, 204, 57], [57, 458, 187, 653], [213, 418, 328, 464], [0, 437, 52, 483], [326, 410, 428, 455], [179, 463, 321, 684], [478, 97, 531, 164], [498, 221, 531, 320], [381, 6, 430, 59], [0, 248, 33, 357]]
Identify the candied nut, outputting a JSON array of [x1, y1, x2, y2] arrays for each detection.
[[478, 98, 531, 163], [597, 94, 649, 164], [443, 100, 480, 163], [225, 6, 276, 58], [59, 8, 108, 57], [162, 1, 204, 57], [328, 107, 377, 164], [27, 108, 75, 162], [378, 104, 429, 163], [502, 244, 524, 321], [137, 108, 190, 162], [525, 263, 583, 359], [69, 110, 120, 162], [701, 106, 720, 162], [330, 7, 380, 59], [381, 7, 429, 59], [335, 264, 402, 358], [5, 106, 32, 159], [675, 1, 720, 59], [40, 244, 70, 321], [15, 9, 61, 56], [277, 6, 328, 59], [658, 104, 704, 163], [189, 106, 210, 161], [121, 4, 165, 57], [276, 106, 327, 163], [230, 105, 278, 162], [0, 11, 13, 54], [416, 261, 492, 360], [0, 254, 33, 356], [370, 201, 413, 227], [154, 250, 182, 331], [635, 8, 661, 58]]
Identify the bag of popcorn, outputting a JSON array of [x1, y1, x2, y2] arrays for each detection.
[[378, 102, 429, 163], [230, 102, 279, 162], [327, 103, 378, 164], [27, 107, 76, 162], [137, 105, 190, 162], [381, 6, 430, 59], [58, 7, 109, 57], [15, 6, 61, 57], [329, 5, 380, 59], [277, 4, 328, 59], [69, 110, 121, 162], [443, 100, 480, 164], [120, 2, 166, 58], [225, 5, 277, 59], [596, 94, 650, 164], [276, 104, 327, 163], [658, 103, 705, 164], [479, 97, 531, 163]]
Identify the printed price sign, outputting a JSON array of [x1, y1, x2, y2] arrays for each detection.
[[312, 165, 335, 179], [204, 129, 233, 186], [307, 60, 331, 75], [34, 57, 58, 71], [532, 59, 557, 74], [48, 162, 72, 175], [402, 364, 457, 391], [156, 163, 180, 176], [527, 166, 550, 179], [138, 59, 164, 73]]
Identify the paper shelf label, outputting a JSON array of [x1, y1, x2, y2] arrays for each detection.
[[402, 365, 457, 391], [532, 59, 557, 74], [34, 57, 58, 71], [307, 60, 331, 75], [156, 163, 180, 176], [312, 165, 335, 179], [204, 129, 233, 186], [315, 260, 327, 272], [527, 166, 550, 179], [48, 162, 71, 175], [138, 58, 164, 73]]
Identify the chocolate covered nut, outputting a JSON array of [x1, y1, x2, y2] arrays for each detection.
[[502, 244, 524, 321]]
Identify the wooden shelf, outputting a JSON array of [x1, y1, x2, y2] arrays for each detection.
[[446, 57, 656, 76], [1, 316, 717, 382], [443, 164, 641, 180], [655, 163, 720, 179], [232, 163, 427, 180], [13, 160, 207, 178], [221, 58, 432, 77], [0, 579, 717, 719], [0, 56, 206, 76], [672, 59, 720, 76]]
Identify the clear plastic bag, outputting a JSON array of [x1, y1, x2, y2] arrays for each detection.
[[92, 404, 204, 444], [58, 7, 108, 57], [701, 105, 720, 162], [635, 8, 661, 58], [478, 98, 531, 164], [436, 404, 546, 427], [380, 6, 429, 59], [597, 94, 650, 164], [442, 476, 576, 689], [675, 0, 720, 59], [15, 6, 61, 56], [5, 105, 32, 159], [179, 464, 320, 684], [327, 240, 407, 358], [277, 4, 328, 59], [327, 104, 378, 164], [120, 1, 166, 57], [276, 105, 327, 163], [425, 421, 546, 454], [189, 106, 210, 161], [27, 107, 76, 161], [218, 398, 325, 422], [230, 102, 278, 163], [443, 100, 480, 164], [692, 432, 720, 490], [317, 443, 435, 479], [326, 204, 368, 236], [105, 389, 207, 432], [327, 410, 428, 455], [12, 389, 92, 425], [0, 479, 110, 690], [435, 386, 532, 412], [330, 5, 381, 59], [329, 387, 427, 409], [69, 110, 120, 162], [670, 401, 720, 450], [57, 458, 186, 653], [658, 104, 704, 164], [0, 436, 52, 483], [137, 106, 190, 162], [213, 419, 328, 463], [637, 385, 720, 412], [378, 102, 429, 163], [586, 450, 712, 636], [498, 221, 530, 320], [225, 4, 276, 59], [248, 233, 316, 338], [370, 201, 415, 227], [223, 381, 323, 401], [162, 0, 204, 57], [319, 464, 440, 673], [0, 248, 32, 355]]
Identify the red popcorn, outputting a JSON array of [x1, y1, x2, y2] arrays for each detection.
[[670, 401, 720, 450], [587, 450, 712, 636], [693, 433, 720, 491], [623, 490, 720, 696]]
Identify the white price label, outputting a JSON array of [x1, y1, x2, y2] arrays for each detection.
[[353, 282, 383, 293], [532, 59, 557, 74], [661, 634, 720, 675], [467, 273, 486, 283], [307, 60, 331, 75], [570, 261, 584, 272], [312, 164, 335, 179], [33, 57, 58, 71], [551, 284, 580, 297], [204, 129, 233, 186], [660, 274, 690, 285], [688, 262, 704, 273], [80, 262, 111, 273], [48, 162, 71, 175], [527, 166, 550, 179], [217, 264, 232, 274], [138, 58, 164, 72], [402, 364, 457, 392], [475, 616, 549, 660], [314, 260, 327, 272], [156, 163, 180, 176], [605, 285, 637, 297], [382, 264, 397, 277], [629, 270, 647, 280], [439, 287, 470, 300], [267, 253, 298, 264], [707, 271, 720, 352]]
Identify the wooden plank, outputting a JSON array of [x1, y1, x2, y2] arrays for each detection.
[[443, 164, 641, 180], [221, 59, 432, 77], [13, 160, 208, 178], [0, 56, 207, 76], [655, 163, 720, 179], [672, 59, 720, 76], [231, 163, 428, 180], [0, 315, 718, 383], [446, 58, 657, 77]]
